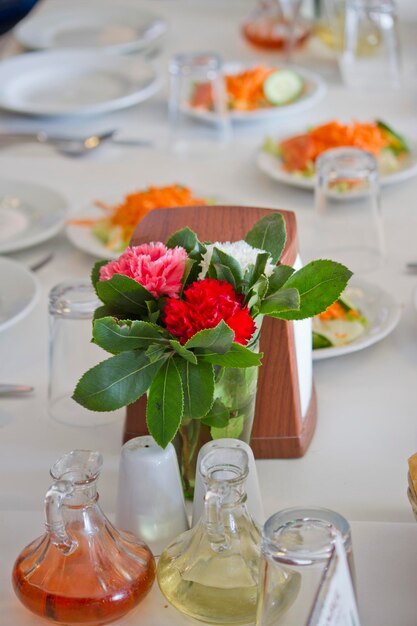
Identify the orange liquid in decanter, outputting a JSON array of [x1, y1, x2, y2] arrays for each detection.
[[12, 528, 155, 626]]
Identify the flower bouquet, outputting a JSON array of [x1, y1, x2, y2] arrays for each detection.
[[73, 212, 351, 495]]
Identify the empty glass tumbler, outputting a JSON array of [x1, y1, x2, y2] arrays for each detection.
[[313, 147, 385, 274], [168, 52, 231, 154], [256, 507, 355, 626], [48, 280, 121, 427], [157, 445, 261, 624]]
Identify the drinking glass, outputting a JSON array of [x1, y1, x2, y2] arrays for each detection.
[[48, 280, 120, 427], [256, 507, 355, 626], [168, 52, 231, 155], [325, 0, 401, 89], [312, 147, 385, 274]]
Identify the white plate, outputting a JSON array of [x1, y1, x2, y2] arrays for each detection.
[[184, 63, 326, 124], [0, 257, 40, 333], [312, 278, 402, 360], [257, 143, 417, 194], [0, 51, 161, 117], [14, 1, 168, 55], [0, 180, 67, 253], [66, 191, 217, 260], [66, 203, 120, 260]]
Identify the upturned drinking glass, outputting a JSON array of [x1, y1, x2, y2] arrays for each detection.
[[12, 450, 155, 625], [256, 507, 355, 626], [313, 147, 385, 274], [157, 445, 261, 624]]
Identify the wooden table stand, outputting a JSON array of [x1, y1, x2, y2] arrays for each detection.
[[123, 205, 317, 458]]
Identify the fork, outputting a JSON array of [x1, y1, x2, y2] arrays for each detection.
[[0, 130, 153, 156]]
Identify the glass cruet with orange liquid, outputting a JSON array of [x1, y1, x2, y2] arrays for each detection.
[[12, 450, 155, 625], [241, 0, 311, 58], [157, 445, 261, 625]]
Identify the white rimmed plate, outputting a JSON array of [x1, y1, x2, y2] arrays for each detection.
[[0, 180, 67, 253], [257, 143, 417, 195], [14, 1, 168, 55], [0, 51, 161, 117], [313, 278, 402, 360], [0, 257, 40, 333], [184, 63, 326, 124], [66, 190, 215, 260]]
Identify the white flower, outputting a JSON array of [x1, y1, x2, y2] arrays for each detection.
[[199, 240, 275, 279]]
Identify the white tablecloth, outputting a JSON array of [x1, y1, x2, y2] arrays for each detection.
[[1, 1, 417, 624]]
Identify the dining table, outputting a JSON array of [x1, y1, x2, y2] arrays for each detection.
[[1, 0, 417, 625]]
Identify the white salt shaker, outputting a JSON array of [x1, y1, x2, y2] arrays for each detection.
[[116, 436, 189, 556], [191, 438, 264, 527]]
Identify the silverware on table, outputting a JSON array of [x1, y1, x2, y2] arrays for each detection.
[[0, 384, 34, 396], [0, 130, 153, 157]]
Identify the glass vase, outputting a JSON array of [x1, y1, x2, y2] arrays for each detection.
[[173, 337, 260, 499]]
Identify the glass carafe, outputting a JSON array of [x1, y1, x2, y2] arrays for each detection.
[[157, 445, 261, 624], [12, 450, 155, 625]]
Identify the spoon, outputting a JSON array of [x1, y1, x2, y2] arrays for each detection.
[[0, 384, 34, 396], [0, 130, 152, 157]]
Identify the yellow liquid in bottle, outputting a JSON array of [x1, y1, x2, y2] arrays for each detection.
[[157, 551, 258, 625], [314, 19, 381, 56]]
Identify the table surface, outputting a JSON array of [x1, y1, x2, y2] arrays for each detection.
[[1, 1, 417, 625]]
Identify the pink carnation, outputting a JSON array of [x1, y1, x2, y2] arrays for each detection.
[[99, 242, 187, 299]]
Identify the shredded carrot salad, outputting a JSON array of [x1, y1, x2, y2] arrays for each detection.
[[318, 301, 361, 322], [69, 184, 207, 251], [191, 66, 276, 111], [280, 120, 390, 173]]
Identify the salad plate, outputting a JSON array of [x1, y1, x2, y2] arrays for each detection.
[[184, 63, 326, 124], [0, 257, 40, 333], [257, 120, 417, 193], [14, 1, 168, 55], [0, 52, 161, 117], [312, 278, 401, 360], [0, 179, 67, 254], [66, 185, 212, 260]]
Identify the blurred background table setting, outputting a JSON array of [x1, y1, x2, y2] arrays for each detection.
[[1, 0, 417, 625]]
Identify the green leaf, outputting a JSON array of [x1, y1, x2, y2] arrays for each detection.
[[266, 265, 295, 295], [211, 414, 244, 440], [246, 275, 269, 311], [245, 212, 286, 264], [278, 260, 353, 320], [91, 260, 110, 294], [244, 252, 271, 290], [93, 304, 119, 321], [210, 262, 237, 288], [197, 342, 263, 367], [146, 344, 169, 363], [166, 226, 197, 252], [72, 351, 166, 411], [169, 340, 198, 364], [201, 399, 229, 428], [146, 357, 183, 448], [174, 358, 214, 419], [93, 317, 170, 354], [96, 274, 155, 315], [259, 288, 300, 317], [185, 320, 234, 354], [210, 247, 242, 287]]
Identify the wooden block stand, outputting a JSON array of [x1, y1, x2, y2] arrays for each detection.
[[123, 205, 317, 458]]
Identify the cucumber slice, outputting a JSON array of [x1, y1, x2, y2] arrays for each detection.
[[313, 332, 332, 350], [263, 70, 304, 106]]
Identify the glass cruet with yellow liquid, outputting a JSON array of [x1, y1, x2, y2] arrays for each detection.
[[157, 445, 262, 624], [12, 450, 155, 625]]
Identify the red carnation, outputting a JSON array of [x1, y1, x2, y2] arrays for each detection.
[[164, 278, 256, 345]]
